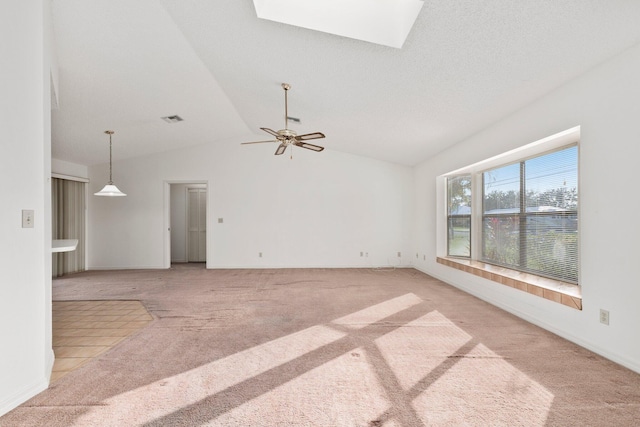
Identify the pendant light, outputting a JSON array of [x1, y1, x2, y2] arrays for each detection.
[[94, 130, 126, 197]]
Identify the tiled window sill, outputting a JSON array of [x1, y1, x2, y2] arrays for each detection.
[[436, 257, 582, 310]]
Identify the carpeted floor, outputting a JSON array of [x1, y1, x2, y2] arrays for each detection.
[[2, 266, 640, 426]]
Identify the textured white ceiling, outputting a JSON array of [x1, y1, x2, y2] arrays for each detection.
[[51, 0, 640, 166]]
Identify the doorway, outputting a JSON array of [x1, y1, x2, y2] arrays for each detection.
[[186, 187, 206, 262], [167, 182, 208, 267]]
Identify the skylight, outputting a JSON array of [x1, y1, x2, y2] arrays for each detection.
[[253, 0, 424, 49]]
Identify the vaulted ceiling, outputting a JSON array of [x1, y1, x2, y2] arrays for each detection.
[[51, 0, 640, 166]]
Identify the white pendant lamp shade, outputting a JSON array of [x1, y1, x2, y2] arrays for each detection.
[[94, 183, 126, 197], [94, 130, 126, 197]]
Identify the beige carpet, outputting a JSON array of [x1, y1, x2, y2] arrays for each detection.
[[2, 266, 640, 426]]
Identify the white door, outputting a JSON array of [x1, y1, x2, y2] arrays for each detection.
[[187, 188, 206, 262]]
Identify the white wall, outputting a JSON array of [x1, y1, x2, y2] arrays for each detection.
[[88, 141, 413, 269], [414, 42, 640, 373], [52, 158, 89, 179], [0, 0, 53, 416]]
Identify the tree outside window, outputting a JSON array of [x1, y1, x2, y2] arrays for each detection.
[[447, 175, 471, 257]]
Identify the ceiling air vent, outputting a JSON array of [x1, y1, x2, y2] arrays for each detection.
[[161, 115, 184, 123]]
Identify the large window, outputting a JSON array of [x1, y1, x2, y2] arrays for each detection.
[[446, 144, 578, 283], [483, 146, 578, 282]]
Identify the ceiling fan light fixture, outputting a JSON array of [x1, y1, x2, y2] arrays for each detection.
[[241, 83, 326, 156], [94, 130, 126, 197]]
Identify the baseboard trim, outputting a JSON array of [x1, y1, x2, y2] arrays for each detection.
[[0, 377, 48, 417], [87, 266, 165, 270], [88, 264, 414, 270], [46, 348, 55, 382], [207, 265, 414, 270], [413, 265, 640, 374]]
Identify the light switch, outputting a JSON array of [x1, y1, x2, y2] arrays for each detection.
[[218, 218, 224, 223], [22, 210, 34, 228]]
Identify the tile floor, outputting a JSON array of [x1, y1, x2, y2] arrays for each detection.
[[52, 300, 153, 382]]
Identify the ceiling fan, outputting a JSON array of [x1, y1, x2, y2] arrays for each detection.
[[242, 83, 325, 155]]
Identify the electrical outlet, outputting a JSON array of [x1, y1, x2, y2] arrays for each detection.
[[599, 309, 609, 325], [22, 210, 34, 228], [259, 252, 263, 258], [397, 252, 401, 257], [360, 251, 363, 257], [416, 253, 418, 258]]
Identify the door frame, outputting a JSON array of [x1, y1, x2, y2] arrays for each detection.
[[163, 180, 210, 269]]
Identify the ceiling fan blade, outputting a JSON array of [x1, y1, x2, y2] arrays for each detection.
[[274, 143, 287, 156], [295, 132, 325, 141], [241, 140, 278, 145], [260, 128, 280, 137], [294, 141, 324, 152]]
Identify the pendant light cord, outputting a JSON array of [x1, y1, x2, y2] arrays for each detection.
[[109, 132, 113, 184], [105, 130, 115, 185]]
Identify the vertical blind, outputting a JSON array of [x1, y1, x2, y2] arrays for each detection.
[[52, 178, 86, 277]]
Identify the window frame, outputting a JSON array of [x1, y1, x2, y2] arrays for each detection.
[[441, 127, 580, 287]]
